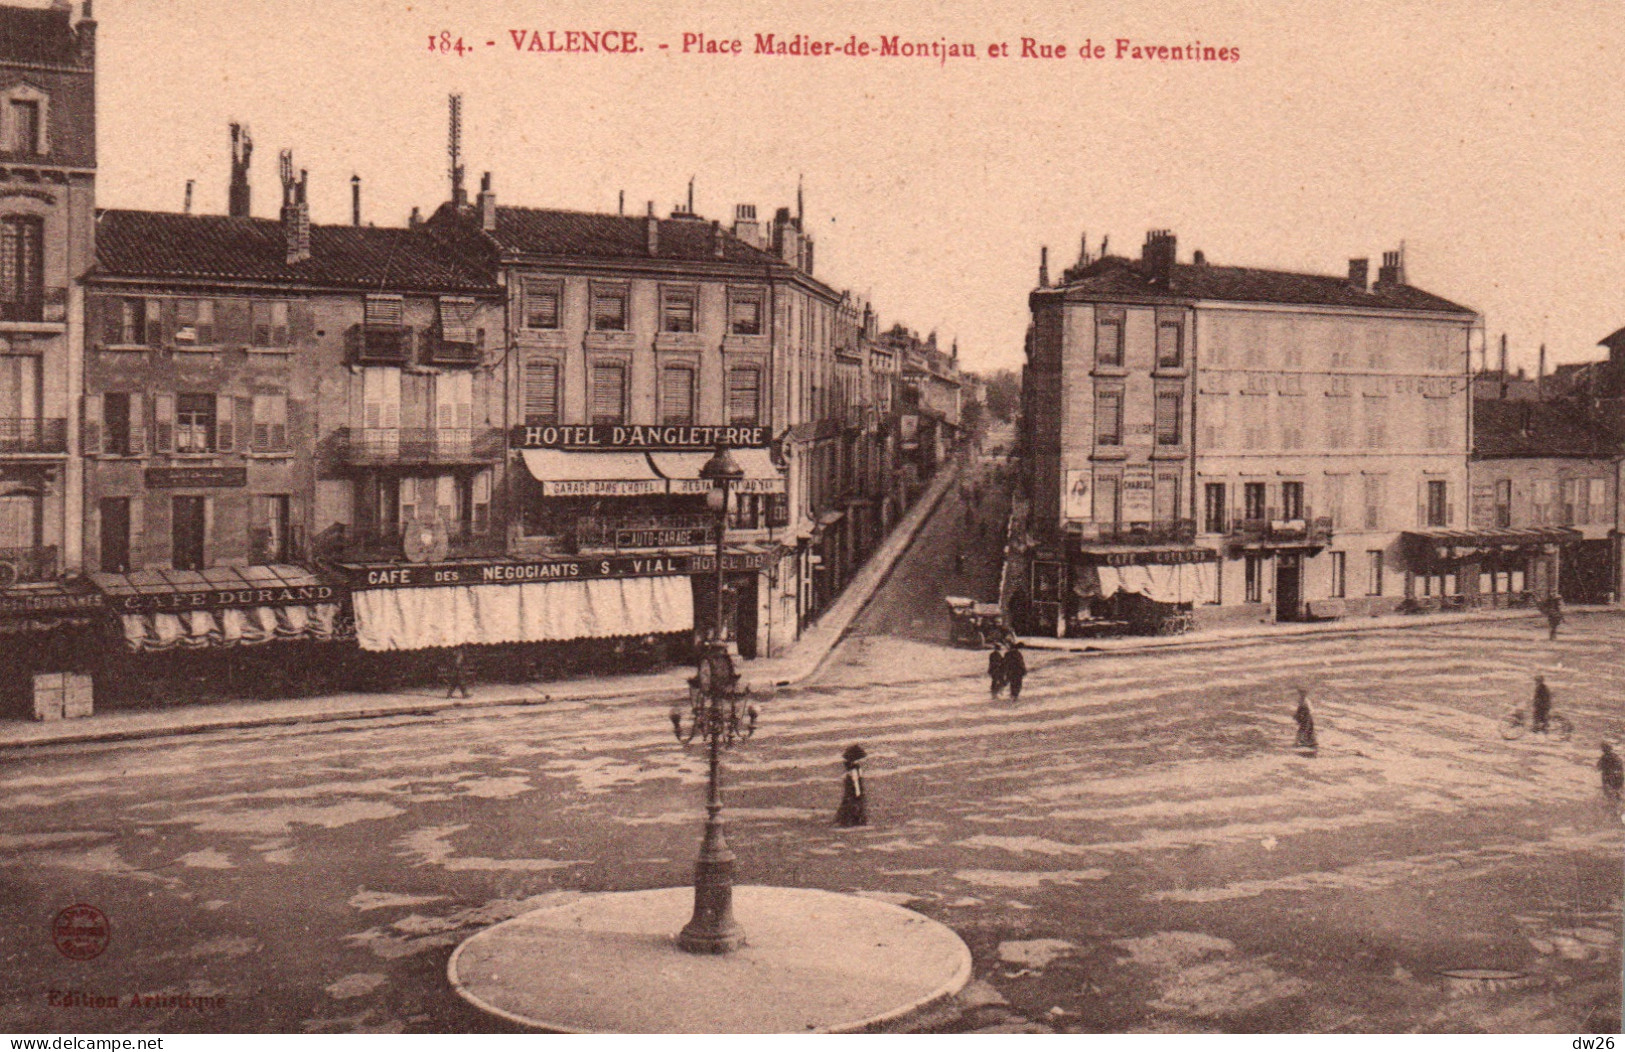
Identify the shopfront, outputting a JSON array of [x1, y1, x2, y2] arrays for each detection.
[[1064, 545, 1218, 636], [1399, 527, 1579, 611]]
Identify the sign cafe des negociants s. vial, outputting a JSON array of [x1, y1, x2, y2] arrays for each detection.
[[511, 424, 770, 451]]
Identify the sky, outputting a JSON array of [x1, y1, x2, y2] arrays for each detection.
[[69, 0, 1625, 375]]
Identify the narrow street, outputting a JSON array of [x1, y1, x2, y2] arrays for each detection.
[[1, 463, 1620, 1033]]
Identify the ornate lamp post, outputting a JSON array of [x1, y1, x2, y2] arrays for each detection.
[[669, 445, 756, 954]]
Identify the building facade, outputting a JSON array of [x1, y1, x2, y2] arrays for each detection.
[[1019, 232, 1482, 635]]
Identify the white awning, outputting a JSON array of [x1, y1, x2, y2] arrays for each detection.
[[119, 604, 340, 652], [650, 447, 786, 495], [520, 449, 666, 497], [351, 574, 693, 651], [1091, 563, 1215, 604]]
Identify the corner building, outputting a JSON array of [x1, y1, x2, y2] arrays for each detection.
[[1020, 232, 1479, 635]]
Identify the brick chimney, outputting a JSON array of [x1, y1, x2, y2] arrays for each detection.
[[731, 204, 762, 249], [1038, 246, 1049, 288], [477, 171, 496, 232], [1348, 258, 1369, 291], [75, 0, 95, 65], [1141, 230, 1177, 285], [1376, 249, 1405, 286], [351, 174, 361, 226], [645, 201, 659, 255], [279, 150, 310, 264], [711, 219, 724, 259], [228, 123, 252, 218]]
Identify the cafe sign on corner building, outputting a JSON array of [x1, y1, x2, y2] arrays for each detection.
[[511, 424, 771, 451]]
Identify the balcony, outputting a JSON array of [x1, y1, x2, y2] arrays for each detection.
[[0, 288, 68, 325], [0, 545, 58, 585], [345, 324, 414, 364], [0, 417, 67, 454], [1071, 519, 1197, 546], [574, 514, 716, 552], [1227, 513, 1334, 550], [332, 427, 504, 467], [328, 524, 503, 564]]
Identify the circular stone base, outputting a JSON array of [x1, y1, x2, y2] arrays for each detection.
[[448, 885, 972, 1034]]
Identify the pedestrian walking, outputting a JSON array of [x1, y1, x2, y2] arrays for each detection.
[[987, 641, 1007, 698], [835, 744, 868, 827], [1004, 641, 1026, 700], [1531, 674, 1552, 734], [1540, 594, 1564, 640], [1599, 742, 1623, 802], [955, 550, 966, 574], [1293, 688, 1318, 750], [445, 645, 471, 699]]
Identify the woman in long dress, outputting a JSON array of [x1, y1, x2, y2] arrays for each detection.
[[836, 744, 868, 827]]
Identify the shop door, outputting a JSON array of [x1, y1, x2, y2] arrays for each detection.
[[99, 497, 130, 573], [1275, 553, 1302, 621], [171, 496, 206, 571], [733, 574, 759, 659]]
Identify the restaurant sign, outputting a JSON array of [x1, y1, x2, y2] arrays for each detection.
[[145, 467, 248, 489], [347, 550, 776, 589], [511, 424, 770, 451]]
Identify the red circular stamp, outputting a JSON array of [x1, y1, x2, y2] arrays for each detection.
[[51, 904, 109, 961]]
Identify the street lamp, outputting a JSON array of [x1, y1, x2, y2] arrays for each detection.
[[669, 445, 756, 954]]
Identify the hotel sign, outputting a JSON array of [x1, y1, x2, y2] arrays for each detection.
[[347, 550, 777, 589], [511, 424, 770, 451], [145, 467, 248, 489]]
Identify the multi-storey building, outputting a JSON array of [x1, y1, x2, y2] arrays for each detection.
[[1020, 231, 1483, 635], [0, 2, 98, 689]]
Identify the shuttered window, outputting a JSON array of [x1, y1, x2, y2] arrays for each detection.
[[522, 280, 561, 329], [252, 393, 289, 451], [662, 287, 697, 333], [726, 367, 760, 425], [591, 286, 628, 332], [524, 361, 559, 424], [251, 301, 290, 347], [1096, 315, 1123, 366], [591, 364, 625, 425], [729, 291, 763, 335], [661, 365, 695, 425], [1155, 391, 1183, 445], [438, 297, 478, 344], [1156, 321, 1182, 368], [364, 294, 404, 327], [1095, 391, 1122, 445]]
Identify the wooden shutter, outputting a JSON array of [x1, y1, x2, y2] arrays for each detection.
[[662, 366, 694, 424], [591, 364, 624, 423], [81, 393, 101, 455], [727, 367, 759, 424], [289, 302, 315, 345], [216, 395, 235, 452], [127, 393, 145, 454], [218, 299, 251, 346], [524, 361, 558, 422], [364, 295, 403, 327], [144, 299, 162, 346], [153, 394, 174, 453]]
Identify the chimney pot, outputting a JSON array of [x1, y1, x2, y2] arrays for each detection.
[[646, 202, 659, 255], [1193, 249, 1206, 266], [1348, 258, 1369, 291], [183, 179, 194, 215], [351, 174, 361, 226], [1039, 246, 1049, 288], [712, 219, 724, 258], [477, 171, 496, 232]]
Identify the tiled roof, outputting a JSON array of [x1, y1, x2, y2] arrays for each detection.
[[0, 5, 84, 66], [485, 206, 784, 266], [92, 210, 500, 294], [1053, 256, 1474, 314], [1472, 398, 1620, 458]]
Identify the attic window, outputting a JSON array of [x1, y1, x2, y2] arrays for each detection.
[[364, 294, 404, 327], [2, 86, 48, 157], [438, 296, 478, 344]]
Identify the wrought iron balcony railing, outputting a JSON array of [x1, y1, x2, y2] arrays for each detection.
[[0, 544, 58, 585], [327, 524, 503, 563], [332, 427, 504, 466], [1072, 519, 1197, 546], [345, 324, 415, 364], [0, 417, 67, 454], [1227, 514, 1334, 547]]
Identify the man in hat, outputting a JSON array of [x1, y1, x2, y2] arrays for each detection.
[[836, 744, 868, 827], [1599, 742, 1623, 802], [1531, 674, 1552, 734], [1539, 594, 1564, 640], [1294, 688, 1318, 751], [445, 645, 471, 699], [1004, 640, 1027, 700], [987, 640, 1007, 698]]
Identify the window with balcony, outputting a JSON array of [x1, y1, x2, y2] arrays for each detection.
[[1156, 320, 1183, 368], [1243, 481, 1267, 522], [1095, 390, 1122, 446], [1426, 479, 1449, 527], [591, 285, 628, 332], [591, 363, 626, 425], [661, 365, 695, 425], [522, 279, 561, 330], [1155, 473, 1181, 521], [1281, 481, 1304, 520], [1155, 391, 1183, 445], [727, 367, 761, 425], [661, 287, 697, 333], [175, 393, 216, 454], [524, 360, 559, 425], [728, 290, 764, 335], [1096, 314, 1124, 367], [1589, 478, 1608, 526], [0, 215, 43, 322], [1204, 482, 1227, 534]]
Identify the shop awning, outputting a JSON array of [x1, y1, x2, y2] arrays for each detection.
[[520, 449, 667, 497], [89, 565, 341, 652], [649, 448, 786, 495], [1402, 527, 1581, 560], [350, 573, 693, 651], [1078, 563, 1215, 604], [1073, 545, 1219, 566]]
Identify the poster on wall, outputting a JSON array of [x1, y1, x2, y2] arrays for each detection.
[[1122, 466, 1155, 523], [1063, 469, 1091, 521]]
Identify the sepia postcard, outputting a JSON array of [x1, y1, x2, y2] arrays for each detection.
[[0, 0, 1620, 1038]]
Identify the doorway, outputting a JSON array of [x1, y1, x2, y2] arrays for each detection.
[[1275, 553, 1302, 621], [99, 497, 130, 572], [172, 495, 206, 571]]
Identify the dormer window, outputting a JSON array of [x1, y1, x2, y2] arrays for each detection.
[[9, 102, 39, 155], [2, 85, 49, 157]]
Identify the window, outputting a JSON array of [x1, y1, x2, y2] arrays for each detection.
[[0, 215, 44, 320], [1494, 479, 1512, 528], [1244, 555, 1263, 603], [591, 286, 628, 332], [1560, 478, 1580, 525], [1366, 550, 1384, 596], [1532, 479, 1554, 525], [251, 495, 291, 564], [1330, 551, 1347, 598], [1201, 394, 1227, 449], [1095, 314, 1124, 367], [1324, 395, 1351, 449], [1426, 479, 1448, 527], [175, 299, 215, 346], [252, 394, 289, 452], [363, 294, 403, 327], [1156, 321, 1183, 368], [1243, 481, 1267, 521], [524, 360, 559, 425], [590, 363, 626, 424], [729, 290, 764, 335], [1155, 473, 1181, 521], [1424, 398, 1450, 449], [251, 301, 290, 347], [1281, 481, 1304, 520], [661, 287, 697, 333], [172, 496, 206, 571], [103, 297, 159, 346], [1324, 474, 1347, 528], [175, 393, 216, 453], [1095, 390, 1122, 446], [1363, 474, 1386, 530], [1094, 475, 1121, 526], [1204, 482, 1227, 534], [1589, 479, 1608, 525], [1365, 327, 1388, 369], [727, 367, 761, 425], [9, 100, 40, 154], [522, 279, 561, 330], [1278, 395, 1304, 450], [1363, 395, 1387, 448], [1155, 391, 1183, 445], [99, 497, 130, 574], [661, 365, 696, 425], [1241, 393, 1269, 447], [103, 393, 132, 456]]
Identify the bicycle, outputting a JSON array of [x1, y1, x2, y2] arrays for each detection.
[[1499, 706, 1573, 741], [1155, 612, 1195, 636]]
